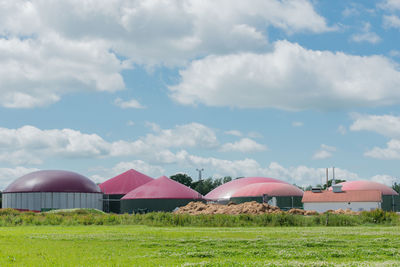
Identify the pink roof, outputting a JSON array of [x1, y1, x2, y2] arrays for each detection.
[[122, 176, 203, 199], [205, 177, 289, 200], [232, 182, 303, 197], [302, 190, 382, 203], [329, 180, 398, 196], [99, 169, 153, 195]]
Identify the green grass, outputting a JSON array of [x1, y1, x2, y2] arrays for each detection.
[[0, 208, 398, 227], [0, 225, 399, 266]]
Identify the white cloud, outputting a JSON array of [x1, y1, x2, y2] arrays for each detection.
[[337, 125, 347, 135], [292, 121, 304, 127], [163, 151, 359, 186], [220, 138, 267, 153], [390, 50, 400, 57], [170, 41, 400, 111], [350, 23, 381, 44], [370, 174, 395, 186], [383, 15, 400, 29], [224, 130, 242, 137], [364, 139, 400, 159], [313, 150, 332, 160], [0, 0, 332, 108], [247, 132, 263, 139], [126, 120, 135, 126], [350, 113, 400, 138], [145, 122, 161, 132], [0, 36, 126, 108], [313, 144, 336, 159], [349, 114, 400, 160], [0, 166, 40, 190], [143, 123, 218, 149], [0, 123, 219, 165], [379, 0, 400, 11], [114, 97, 145, 109]]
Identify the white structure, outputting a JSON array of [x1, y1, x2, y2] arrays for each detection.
[[2, 170, 102, 211], [302, 190, 382, 213]]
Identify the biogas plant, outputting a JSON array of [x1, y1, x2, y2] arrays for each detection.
[[2, 169, 400, 213]]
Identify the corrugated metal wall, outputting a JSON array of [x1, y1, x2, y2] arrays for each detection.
[[2, 192, 103, 211]]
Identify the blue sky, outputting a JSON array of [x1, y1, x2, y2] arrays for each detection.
[[1, 0, 400, 189]]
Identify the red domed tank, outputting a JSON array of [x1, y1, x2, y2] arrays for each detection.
[[329, 180, 398, 195], [205, 177, 289, 200], [232, 182, 303, 197]]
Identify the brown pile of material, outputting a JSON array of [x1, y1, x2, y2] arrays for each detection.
[[174, 201, 282, 215], [325, 208, 361, 215]]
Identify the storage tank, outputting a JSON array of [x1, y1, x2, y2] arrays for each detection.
[[2, 170, 102, 211], [205, 177, 289, 203], [230, 182, 304, 210], [99, 169, 153, 213], [329, 180, 399, 211], [120, 176, 203, 213]]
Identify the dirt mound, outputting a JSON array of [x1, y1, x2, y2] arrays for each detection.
[[174, 201, 283, 215], [174, 201, 321, 215], [325, 208, 360, 215]]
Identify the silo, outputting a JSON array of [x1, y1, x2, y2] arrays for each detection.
[[230, 182, 304, 210], [99, 169, 153, 213], [329, 180, 399, 211], [2, 170, 102, 211], [120, 176, 203, 213], [205, 177, 289, 203]]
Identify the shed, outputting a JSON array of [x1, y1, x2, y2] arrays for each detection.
[[329, 180, 400, 211], [302, 190, 382, 213]]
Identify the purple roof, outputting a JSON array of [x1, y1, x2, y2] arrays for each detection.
[[3, 170, 101, 193]]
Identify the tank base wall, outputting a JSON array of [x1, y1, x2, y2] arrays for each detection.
[[103, 194, 124, 213], [120, 198, 202, 213]]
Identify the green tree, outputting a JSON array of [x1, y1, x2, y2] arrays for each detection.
[[393, 182, 400, 193], [170, 173, 193, 187], [223, 176, 232, 184]]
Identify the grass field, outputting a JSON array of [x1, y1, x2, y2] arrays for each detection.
[[0, 225, 399, 266]]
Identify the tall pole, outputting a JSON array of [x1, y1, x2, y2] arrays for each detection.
[[326, 168, 328, 190], [332, 166, 336, 185], [196, 168, 204, 181]]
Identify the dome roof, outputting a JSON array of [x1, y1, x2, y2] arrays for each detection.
[[122, 176, 203, 199], [329, 180, 398, 195], [3, 170, 101, 193], [232, 182, 304, 197], [205, 177, 288, 200], [99, 169, 153, 195]]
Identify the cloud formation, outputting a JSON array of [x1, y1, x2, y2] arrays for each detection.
[[0, 0, 331, 108], [170, 41, 400, 111], [220, 138, 267, 153]]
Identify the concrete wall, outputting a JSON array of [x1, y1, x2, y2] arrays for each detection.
[[303, 201, 381, 213], [2, 192, 103, 211]]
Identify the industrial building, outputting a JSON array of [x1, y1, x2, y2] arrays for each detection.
[[230, 182, 304, 210], [303, 189, 382, 212], [120, 176, 203, 213], [205, 177, 289, 203], [2, 170, 102, 211], [99, 169, 153, 213], [329, 181, 400, 211]]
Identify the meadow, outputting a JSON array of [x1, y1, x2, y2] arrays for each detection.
[[0, 225, 399, 266]]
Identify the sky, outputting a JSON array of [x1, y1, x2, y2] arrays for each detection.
[[1, 0, 400, 189]]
